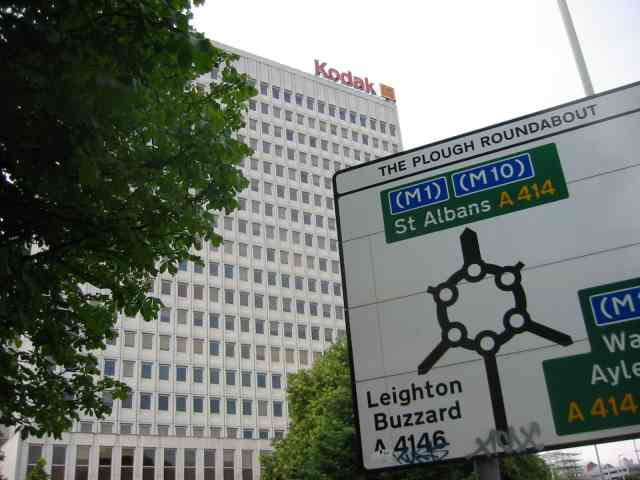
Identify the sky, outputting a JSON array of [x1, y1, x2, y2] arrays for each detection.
[[192, 0, 640, 468]]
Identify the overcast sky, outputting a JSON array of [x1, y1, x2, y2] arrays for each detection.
[[193, 0, 640, 467]]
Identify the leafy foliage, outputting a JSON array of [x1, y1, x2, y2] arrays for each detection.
[[26, 458, 49, 480], [261, 340, 553, 480], [0, 0, 254, 438]]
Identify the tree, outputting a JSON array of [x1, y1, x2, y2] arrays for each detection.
[[26, 458, 49, 480], [0, 0, 255, 438], [260, 340, 468, 480], [260, 340, 552, 480]]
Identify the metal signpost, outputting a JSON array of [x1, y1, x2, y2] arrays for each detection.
[[333, 81, 640, 475]]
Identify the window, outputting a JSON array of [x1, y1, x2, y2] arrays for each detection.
[[142, 448, 155, 480], [210, 367, 220, 384], [27, 445, 43, 477], [242, 399, 253, 415], [204, 449, 216, 480], [79, 422, 93, 433], [286, 348, 295, 364], [159, 364, 170, 380], [121, 447, 134, 480], [158, 394, 169, 411], [159, 335, 170, 351], [141, 362, 152, 379], [284, 89, 292, 102], [103, 359, 115, 376], [96, 446, 110, 480], [242, 370, 251, 387], [176, 395, 187, 412], [225, 314, 235, 331], [269, 321, 279, 336], [272, 374, 282, 389], [193, 366, 204, 383], [184, 449, 196, 480], [226, 369, 236, 386], [193, 397, 204, 414], [178, 282, 188, 297], [164, 449, 176, 480], [271, 346, 280, 363], [299, 349, 309, 365], [297, 324, 307, 339], [256, 345, 266, 361], [226, 341, 236, 358], [256, 372, 266, 388], [258, 400, 268, 417], [210, 397, 221, 414], [194, 284, 204, 300], [224, 289, 234, 304], [227, 398, 237, 415], [51, 445, 66, 480], [176, 336, 187, 353], [273, 401, 283, 417], [241, 317, 250, 332], [209, 340, 220, 356], [193, 338, 204, 355], [176, 365, 187, 382], [122, 360, 134, 378], [224, 450, 235, 480], [209, 261, 219, 276], [140, 393, 151, 410]]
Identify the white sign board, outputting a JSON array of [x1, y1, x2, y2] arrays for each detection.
[[334, 81, 640, 472]]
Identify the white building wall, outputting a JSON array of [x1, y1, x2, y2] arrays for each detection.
[[9, 42, 402, 480]]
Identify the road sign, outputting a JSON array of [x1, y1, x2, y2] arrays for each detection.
[[333, 81, 640, 473]]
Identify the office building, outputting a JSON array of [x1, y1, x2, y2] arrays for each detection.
[[1, 42, 402, 479]]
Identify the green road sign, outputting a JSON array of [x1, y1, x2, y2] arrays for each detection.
[[381, 143, 569, 243], [544, 277, 640, 435]]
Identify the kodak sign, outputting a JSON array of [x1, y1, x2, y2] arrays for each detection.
[[314, 60, 376, 95]]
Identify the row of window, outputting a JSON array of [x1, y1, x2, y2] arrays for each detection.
[[105, 364, 291, 388], [155, 284, 345, 318], [245, 154, 341, 186], [242, 133, 385, 162], [28, 443, 261, 480], [239, 152, 335, 189], [219, 201, 337, 235], [166, 265, 342, 293], [248, 77, 397, 137], [241, 185, 337, 228], [78, 421, 283, 440], [124, 312, 344, 336], [103, 391, 286, 418], [104, 340, 328, 371], [245, 115, 398, 152], [211, 67, 397, 136]]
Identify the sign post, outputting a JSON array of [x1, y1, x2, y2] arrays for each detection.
[[333, 81, 640, 474]]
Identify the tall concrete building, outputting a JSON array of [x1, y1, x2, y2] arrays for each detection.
[[1, 43, 402, 480]]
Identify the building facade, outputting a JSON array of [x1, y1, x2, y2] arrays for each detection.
[[1, 43, 402, 480]]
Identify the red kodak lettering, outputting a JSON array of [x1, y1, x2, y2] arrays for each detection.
[[314, 59, 328, 77], [364, 77, 376, 94], [340, 71, 353, 86]]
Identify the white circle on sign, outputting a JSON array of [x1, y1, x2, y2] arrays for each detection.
[[509, 313, 525, 329], [447, 327, 463, 343], [501, 271, 516, 286], [467, 263, 482, 277], [480, 336, 495, 352], [439, 287, 454, 302]]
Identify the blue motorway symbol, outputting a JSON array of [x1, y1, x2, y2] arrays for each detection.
[[590, 286, 640, 327], [452, 153, 534, 198], [387, 176, 449, 215]]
